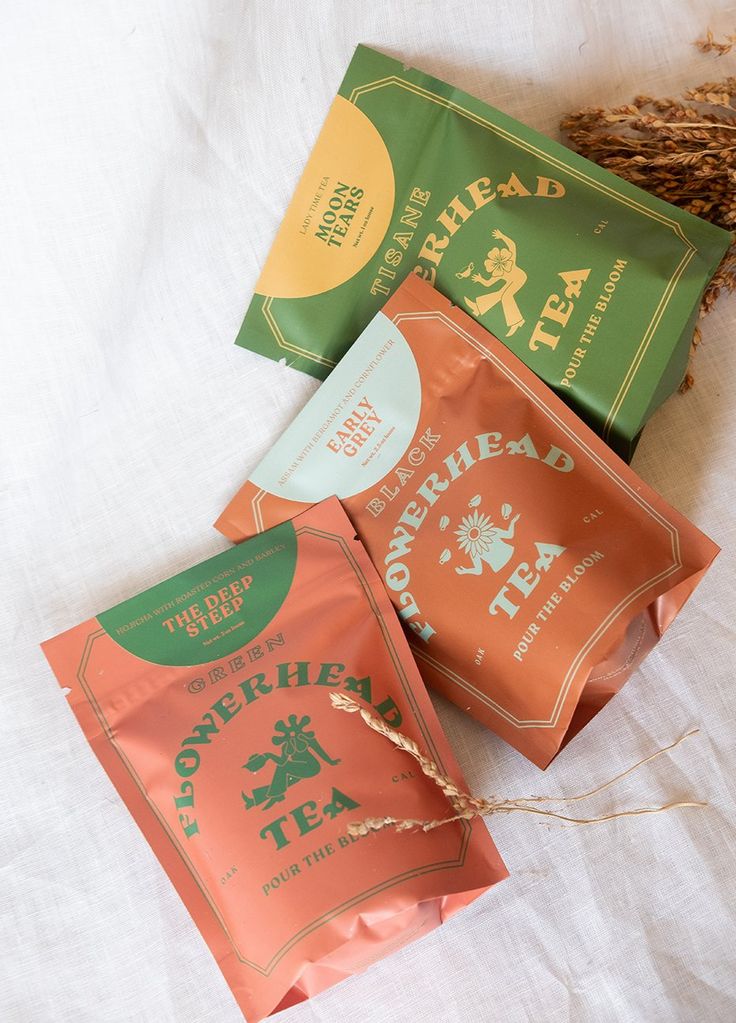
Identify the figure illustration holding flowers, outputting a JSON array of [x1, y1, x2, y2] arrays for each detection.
[[457, 229, 527, 337], [241, 714, 340, 811]]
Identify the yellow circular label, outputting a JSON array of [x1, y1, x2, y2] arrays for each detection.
[[256, 96, 395, 300]]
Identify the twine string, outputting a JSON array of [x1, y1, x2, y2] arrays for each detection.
[[329, 693, 706, 836]]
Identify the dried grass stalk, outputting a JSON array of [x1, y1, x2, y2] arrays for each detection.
[[330, 693, 705, 836], [696, 29, 736, 57], [561, 33, 736, 386]]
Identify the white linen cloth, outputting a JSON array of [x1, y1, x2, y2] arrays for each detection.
[[2, 1, 735, 1020]]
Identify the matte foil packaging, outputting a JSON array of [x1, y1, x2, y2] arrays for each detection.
[[234, 44, 730, 458], [42, 499, 506, 1022], [218, 275, 719, 769]]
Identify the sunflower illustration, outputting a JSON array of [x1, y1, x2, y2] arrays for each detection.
[[455, 510, 497, 558], [486, 245, 513, 278]]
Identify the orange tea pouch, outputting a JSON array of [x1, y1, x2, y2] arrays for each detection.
[[42, 498, 506, 1022], [217, 275, 719, 769]]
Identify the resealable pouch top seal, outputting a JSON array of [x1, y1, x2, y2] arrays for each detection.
[[217, 275, 719, 769], [42, 498, 506, 1023], [235, 44, 730, 458]]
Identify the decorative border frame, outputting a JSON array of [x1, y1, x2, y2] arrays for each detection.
[[262, 71, 697, 439], [391, 307, 682, 730], [349, 75, 697, 444], [75, 527, 471, 976], [261, 296, 337, 369]]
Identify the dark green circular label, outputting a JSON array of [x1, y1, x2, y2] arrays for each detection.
[[99, 521, 297, 666]]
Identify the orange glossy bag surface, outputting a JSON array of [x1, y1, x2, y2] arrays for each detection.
[[42, 498, 506, 1022], [217, 275, 719, 769]]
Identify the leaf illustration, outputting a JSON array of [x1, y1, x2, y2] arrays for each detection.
[[439, 548, 452, 565], [468, 495, 481, 508], [439, 515, 450, 531], [502, 503, 512, 519]]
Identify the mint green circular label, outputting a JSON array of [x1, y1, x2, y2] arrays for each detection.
[[250, 313, 422, 502], [99, 521, 297, 666]]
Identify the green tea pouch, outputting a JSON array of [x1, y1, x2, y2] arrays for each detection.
[[236, 44, 729, 458]]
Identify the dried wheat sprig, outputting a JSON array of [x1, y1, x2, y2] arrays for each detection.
[[561, 54, 736, 388], [330, 693, 706, 836], [695, 30, 736, 57]]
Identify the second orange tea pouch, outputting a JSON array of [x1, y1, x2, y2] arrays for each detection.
[[218, 275, 719, 768]]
